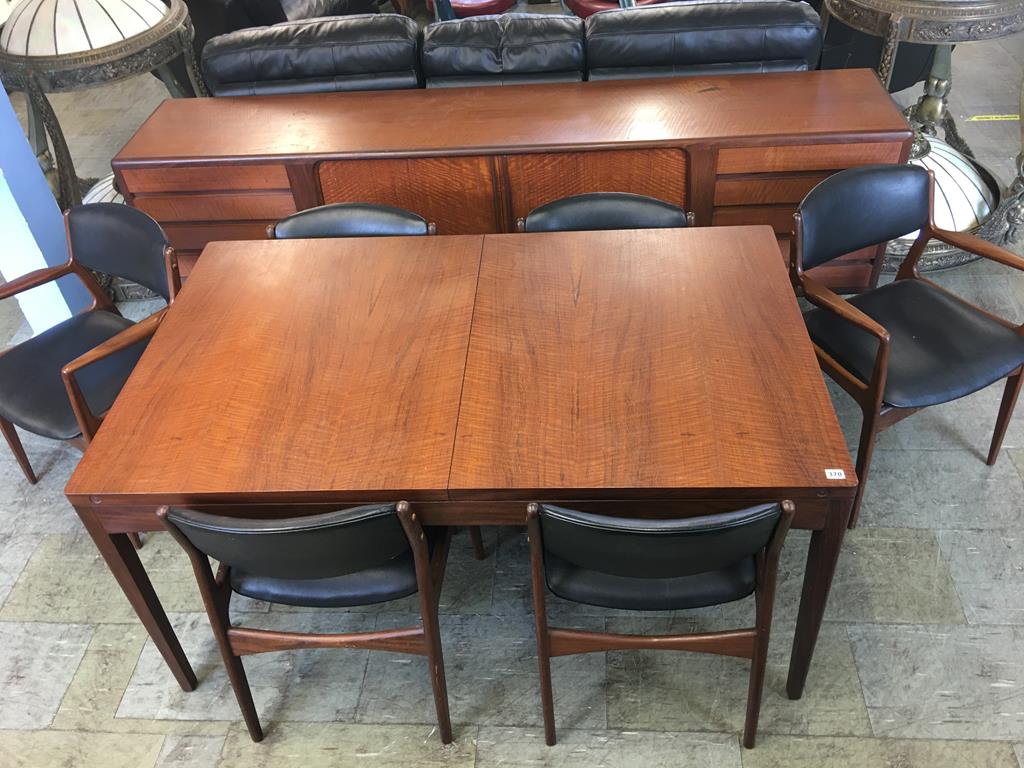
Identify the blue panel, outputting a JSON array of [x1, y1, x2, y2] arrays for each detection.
[[0, 83, 90, 312]]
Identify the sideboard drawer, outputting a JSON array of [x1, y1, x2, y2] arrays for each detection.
[[718, 142, 903, 174], [133, 192, 297, 222], [713, 172, 830, 206], [120, 164, 290, 194]]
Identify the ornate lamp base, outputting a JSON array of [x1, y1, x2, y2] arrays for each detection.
[[882, 45, 1023, 272]]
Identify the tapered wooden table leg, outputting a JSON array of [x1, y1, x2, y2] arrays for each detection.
[[786, 497, 851, 700], [76, 505, 197, 692]]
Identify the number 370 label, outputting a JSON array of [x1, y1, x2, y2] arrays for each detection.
[[825, 469, 847, 480]]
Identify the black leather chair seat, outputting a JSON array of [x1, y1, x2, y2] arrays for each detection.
[[805, 279, 1024, 409], [544, 551, 756, 611], [230, 525, 443, 607], [0, 311, 145, 440], [232, 549, 418, 607]]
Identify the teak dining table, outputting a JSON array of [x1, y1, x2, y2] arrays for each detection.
[[64, 226, 857, 703]]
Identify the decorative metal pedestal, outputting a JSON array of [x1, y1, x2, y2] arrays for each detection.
[[822, 0, 1024, 271], [0, 0, 207, 211]]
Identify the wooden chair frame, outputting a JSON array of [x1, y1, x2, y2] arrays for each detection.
[[790, 173, 1024, 528], [526, 500, 795, 748], [157, 501, 454, 743]]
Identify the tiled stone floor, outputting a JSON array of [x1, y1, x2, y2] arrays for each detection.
[[2, 10, 1024, 767]]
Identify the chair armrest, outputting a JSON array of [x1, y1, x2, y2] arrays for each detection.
[[930, 227, 1024, 272], [802, 278, 890, 343], [0, 262, 74, 301], [61, 308, 167, 441]]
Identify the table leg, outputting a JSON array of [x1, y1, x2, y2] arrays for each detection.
[[786, 497, 851, 699], [76, 505, 197, 692]]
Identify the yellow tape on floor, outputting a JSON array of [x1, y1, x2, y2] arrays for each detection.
[[966, 114, 1020, 121]]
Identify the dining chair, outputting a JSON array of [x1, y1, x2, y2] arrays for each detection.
[[158, 501, 454, 743], [267, 203, 436, 239], [792, 164, 1024, 528], [0, 203, 178, 499], [516, 192, 694, 233], [526, 500, 795, 748]]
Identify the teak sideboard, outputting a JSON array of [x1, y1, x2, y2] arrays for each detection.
[[112, 68, 912, 292]]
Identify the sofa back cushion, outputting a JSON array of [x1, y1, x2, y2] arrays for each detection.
[[422, 14, 585, 88], [586, 0, 822, 80], [202, 14, 420, 96]]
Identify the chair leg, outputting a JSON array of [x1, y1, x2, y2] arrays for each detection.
[[742, 627, 770, 748], [420, 597, 453, 744], [469, 526, 486, 560], [988, 368, 1023, 466], [536, 624, 556, 746], [128, 532, 144, 550], [848, 403, 882, 529], [0, 417, 37, 484], [526, 510, 557, 745], [222, 650, 264, 742]]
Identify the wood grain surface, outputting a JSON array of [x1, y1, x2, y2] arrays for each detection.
[[66, 236, 483, 503], [114, 71, 909, 163], [448, 228, 856, 499]]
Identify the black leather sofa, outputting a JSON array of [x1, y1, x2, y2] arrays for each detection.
[[586, 0, 821, 80], [199, 3, 873, 96], [421, 14, 585, 87], [202, 14, 420, 95]]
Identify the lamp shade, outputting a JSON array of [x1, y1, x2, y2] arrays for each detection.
[[0, 0, 16, 26], [82, 174, 124, 204], [897, 136, 997, 243], [0, 0, 168, 57]]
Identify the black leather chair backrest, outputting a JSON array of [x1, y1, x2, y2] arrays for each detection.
[[164, 504, 411, 580], [799, 164, 931, 271], [538, 503, 782, 579], [586, 0, 822, 80], [202, 14, 420, 96], [271, 203, 430, 238], [421, 14, 585, 88], [523, 192, 689, 232], [67, 203, 172, 302]]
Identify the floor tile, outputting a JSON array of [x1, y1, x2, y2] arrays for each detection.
[[858, 450, 1024, 529], [0, 730, 165, 768], [476, 726, 741, 767], [606, 621, 869, 737], [0, 531, 266, 623], [938, 530, 1024, 625], [217, 722, 477, 767], [1014, 742, 1023, 767], [154, 735, 226, 767], [357, 612, 606, 730], [0, 621, 93, 729], [826, 528, 964, 624], [0, 434, 85, 536], [52, 623, 228, 736], [118, 612, 375, 724], [0, 534, 41, 608], [740, 734, 1019, 768], [849, 624, 1024, 740]]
